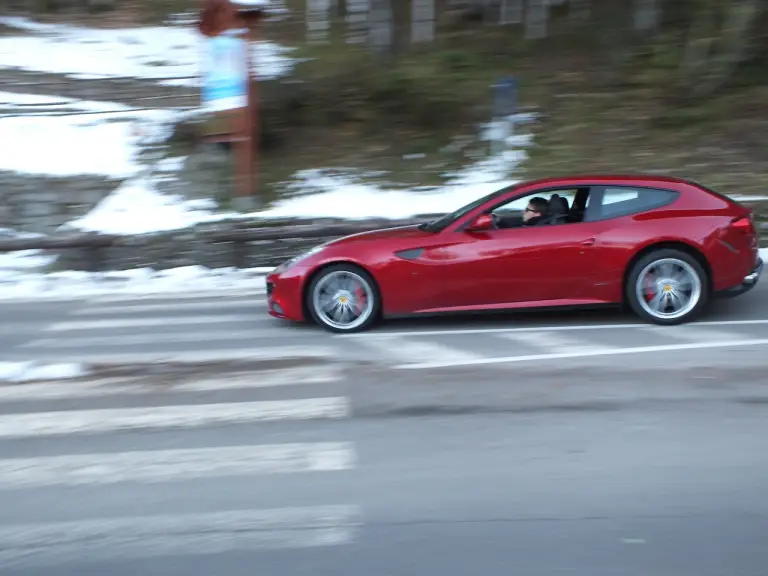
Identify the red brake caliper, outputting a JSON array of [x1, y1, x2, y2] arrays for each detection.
[[352, 281, 367, 313], [644, 272, 656, 302]]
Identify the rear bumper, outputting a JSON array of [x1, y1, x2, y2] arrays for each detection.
[[716, 257, 763, 298]]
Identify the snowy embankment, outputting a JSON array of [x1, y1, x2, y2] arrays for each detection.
[[0, 15, 537, 299]]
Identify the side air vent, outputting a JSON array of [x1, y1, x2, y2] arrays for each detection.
[[394, 248, 425, 260]]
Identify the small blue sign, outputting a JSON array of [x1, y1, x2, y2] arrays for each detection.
[[202, 35, 248, 111], [492, 76, 518, 118]]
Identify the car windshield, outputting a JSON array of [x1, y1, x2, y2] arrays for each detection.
[[418, 183, 523, 233]]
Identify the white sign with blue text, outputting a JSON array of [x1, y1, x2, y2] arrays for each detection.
[[201, 33, 248, 112]]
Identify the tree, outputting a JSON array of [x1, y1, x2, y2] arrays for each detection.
[[678, 0, 764, 99]]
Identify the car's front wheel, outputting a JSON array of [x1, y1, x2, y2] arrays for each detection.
[[626, 248, 709, 325], [307, 264, 380, 333]]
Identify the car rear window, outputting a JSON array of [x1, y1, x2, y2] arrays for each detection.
[[590, 187, 679, 220]]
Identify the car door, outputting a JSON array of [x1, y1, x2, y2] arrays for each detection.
[[577, 184, 684, 301], [423, 189, 602, 309]]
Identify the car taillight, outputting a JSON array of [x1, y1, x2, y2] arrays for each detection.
[[731, 216, 754, 233]]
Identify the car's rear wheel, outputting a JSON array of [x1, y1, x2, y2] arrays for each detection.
[[307, 264, 380, 333], [626, 249, 709, 325]]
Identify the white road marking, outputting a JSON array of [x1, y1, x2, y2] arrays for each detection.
[[0, 442, 355, 488], [337, 318, 768, 339], [495, 330, 614, 354], [0, 397, 350, 438], [0, 365, 342, 401], [395, 338, 768, 369], [355, 335, 482, 365], [74, 299, 264, 315], [0, 505, 360, 567], [1, 346, 336, 365], [44, 315, 247, 331], [22, 329, 296, 348]]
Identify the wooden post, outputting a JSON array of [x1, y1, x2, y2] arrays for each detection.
[[245, 13, 262, 209], [236, 24, 255, 211], [234, 5, 264, 211], [198, 0, 264, 212]]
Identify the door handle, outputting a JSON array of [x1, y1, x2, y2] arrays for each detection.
[[580, 238, 595, 246]]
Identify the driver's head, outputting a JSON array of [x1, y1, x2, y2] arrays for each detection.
[[524, 197, 548, 222]]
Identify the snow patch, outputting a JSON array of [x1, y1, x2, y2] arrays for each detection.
[[0, 100, 180, 178], [0, 266, 272, 301], [0, 361, 88, 383], [0, 17, 295, 85], [0, 229, 57, 273], [63, 178, 219, 235]]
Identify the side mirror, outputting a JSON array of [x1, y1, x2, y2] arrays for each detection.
[[466, 214, 494, 232]]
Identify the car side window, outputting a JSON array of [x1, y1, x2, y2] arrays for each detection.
[[489, 188, 584, 226], [586, 186, 679, 221]]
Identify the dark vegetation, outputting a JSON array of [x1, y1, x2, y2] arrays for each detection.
[[3, 0, 768, 198]]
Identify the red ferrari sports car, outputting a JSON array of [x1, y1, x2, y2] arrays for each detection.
[[266, 175, 762, 333]]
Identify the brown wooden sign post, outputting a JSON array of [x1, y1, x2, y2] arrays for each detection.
[[198, 0, 264, 211]]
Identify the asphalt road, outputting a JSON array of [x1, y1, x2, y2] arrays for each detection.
[[1, 275, 767, 371], [1, 363, 768, 575]]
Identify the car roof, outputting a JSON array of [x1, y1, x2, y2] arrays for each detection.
[[521, 174, 704, 188]]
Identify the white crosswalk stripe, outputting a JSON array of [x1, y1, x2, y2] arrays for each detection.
[[495, 330, 616, 354], [0, 366, 342, 401], [23, 329, 285, 348], [45, 315, 247, 331], [0, 398, 350, 439], [354, 334, 483, 366], [71, 299, 260, 315], [638, 324, 747, 343], [0, 443, 356, 489], [0, 506, 360, 567], [0, 365, 359, 568]]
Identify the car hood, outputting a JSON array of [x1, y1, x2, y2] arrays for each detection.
[[326, 225, 430, 247]]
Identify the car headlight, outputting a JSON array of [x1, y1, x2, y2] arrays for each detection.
[[274, 245, 326, 273]]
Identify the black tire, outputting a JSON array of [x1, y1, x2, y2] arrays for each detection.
[[625, 248, 709, 326], [306, 264, 381, 333]]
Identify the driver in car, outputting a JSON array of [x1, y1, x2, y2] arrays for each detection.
[[523, 197, 548, 226]]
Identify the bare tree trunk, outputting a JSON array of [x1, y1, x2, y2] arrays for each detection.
[[679, 0, 718, 80], [524, 0, 547, 39], [686, 0, 763, 98], [411, 0, 436, 42], [345, 0, 369, 43], [306, 0, 332, 43], [569, 0, 591, 23], [500, 0, 523, 24], [369, 0, 394, 53], [633, 0, 660, 32], [331, 0, 347, 19]]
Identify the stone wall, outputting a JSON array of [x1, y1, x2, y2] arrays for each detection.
[[0, 172, 120, 234], [50, 216, 437, 271], [46, 203, 768, 272]]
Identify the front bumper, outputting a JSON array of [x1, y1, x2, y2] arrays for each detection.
[[717, 257, 763, 298], [265, 269, 307, 321]]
